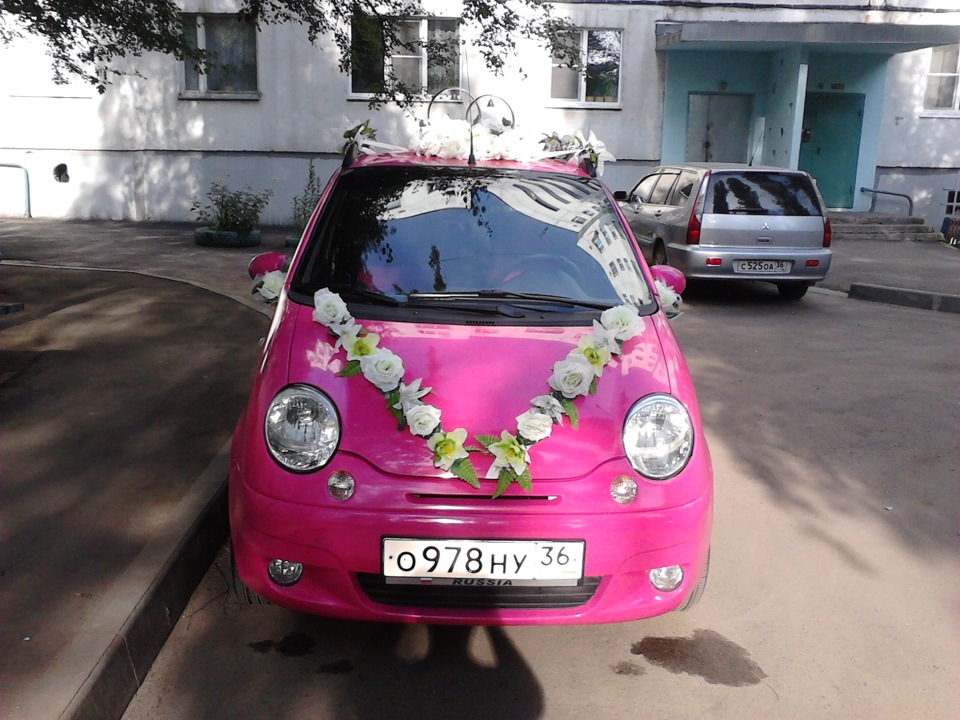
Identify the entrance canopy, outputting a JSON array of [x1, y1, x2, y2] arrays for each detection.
[[656, 21, 959, 55]]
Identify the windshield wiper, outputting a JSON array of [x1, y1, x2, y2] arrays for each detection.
[[410, 291, 613, 311], [331, 287, 525, 317], [327, 285, 403, 307]]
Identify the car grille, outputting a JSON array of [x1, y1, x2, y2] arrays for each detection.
[[356, 574, 601, 609]]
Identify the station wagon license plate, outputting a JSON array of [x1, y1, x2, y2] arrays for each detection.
[[735, 259, 792, 274], [382, 538, 585, 586]]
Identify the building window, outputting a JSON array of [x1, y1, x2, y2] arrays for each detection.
[[182, 14, 258, 97], [924, 44, 959, 111], [351, 16, 460, 97], [551, 29, 622, 106]]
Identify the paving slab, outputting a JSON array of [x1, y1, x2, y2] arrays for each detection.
[[0, 216, 957, 720]]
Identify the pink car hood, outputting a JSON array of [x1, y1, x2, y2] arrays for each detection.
[[284, 305, 676, 480]]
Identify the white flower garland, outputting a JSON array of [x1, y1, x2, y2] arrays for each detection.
[[312, 289, 643, 497]]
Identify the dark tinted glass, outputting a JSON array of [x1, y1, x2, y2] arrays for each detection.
[[648, 171, 679, 205], [705, 172, 822, 216], [293, 166, 652, 308]]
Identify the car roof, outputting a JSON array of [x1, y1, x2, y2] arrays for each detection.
[[658, 161, 808, 175], [346, 150, 595, 178]]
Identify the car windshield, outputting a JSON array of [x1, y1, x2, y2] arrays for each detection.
[[705, 172, 822, 216], [291, 165, 654, 314]]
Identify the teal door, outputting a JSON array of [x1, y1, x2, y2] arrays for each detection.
[[798, 93, 864, 209]]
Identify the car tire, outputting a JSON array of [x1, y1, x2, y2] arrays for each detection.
[[230, 543, 270, 605], [652, 242, 668, 267], [777, 282, 809, 300], [678, 550, 710, 612]]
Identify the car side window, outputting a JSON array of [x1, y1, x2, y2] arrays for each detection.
[[631, 173, 661, 202], [648, 171, 679, 205], [667, 169, 700, 206]]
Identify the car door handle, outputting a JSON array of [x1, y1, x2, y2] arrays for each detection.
[[756, 236, 772, 243]]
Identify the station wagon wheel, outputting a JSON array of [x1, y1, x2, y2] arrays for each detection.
[[652, 242, 668, 267], [776, 283, 809, 300]]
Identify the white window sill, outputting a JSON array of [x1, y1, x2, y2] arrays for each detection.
[[178, 91, 261, 101], [546, 101, 622, 111], [919, 109, 960, 119]]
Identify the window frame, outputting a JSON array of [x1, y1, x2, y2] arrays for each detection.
[[348, 16, 462, 101], [180, 13, 260, 101], [549, 28, 623, 110], [921, 43, 960, 118]]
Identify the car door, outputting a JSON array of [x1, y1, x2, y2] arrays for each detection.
[[619, 169, 672, 260]]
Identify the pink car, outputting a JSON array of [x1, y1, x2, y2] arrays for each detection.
[[230, 148, 712, 625]]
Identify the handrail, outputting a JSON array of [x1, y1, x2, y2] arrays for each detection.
[[859, 186, 913, 216], [0, 163, 31, 217]]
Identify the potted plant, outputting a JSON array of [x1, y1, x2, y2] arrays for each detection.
[[288, 159, 323, 247], [192, 180, 273, 248]]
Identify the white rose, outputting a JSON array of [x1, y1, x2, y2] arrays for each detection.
[[516, 409, 553, 443], [405, 403, 442, 438], [531, 395, 565, 425], [252, 270, 285, 302], [359, 349, 405, 392], [313, 289, 352, 331], [600, 304, 643, 342], [548, 353, 596, 399]]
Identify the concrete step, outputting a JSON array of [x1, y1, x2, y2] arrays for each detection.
[[828, 212, 943, 242], [828, 212, 925, 226]]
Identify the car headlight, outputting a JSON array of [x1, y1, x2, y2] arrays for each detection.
[[264, 385, 340, 472], [623, 394, 693, 480]]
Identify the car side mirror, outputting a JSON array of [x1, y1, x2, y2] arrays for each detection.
[[248, 252, 290, 304], [649, 265, 686, 319]]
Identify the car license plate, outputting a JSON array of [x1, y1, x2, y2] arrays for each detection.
[[735, 259, 792, 273], [382, 538, 585, 586]]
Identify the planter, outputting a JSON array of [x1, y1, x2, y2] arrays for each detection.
[[194, 227, 262, 248]]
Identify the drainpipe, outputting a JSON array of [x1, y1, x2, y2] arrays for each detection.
[[0, 164, 32, 217]]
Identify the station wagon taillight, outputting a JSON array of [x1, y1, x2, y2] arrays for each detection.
[[686, 171, 708, 244], [685, 206, 701, 244], [823, 217, 832, 248]]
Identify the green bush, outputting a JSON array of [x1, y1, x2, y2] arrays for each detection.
[[192, 181, 273, 234], [292, 160, 323, 233]]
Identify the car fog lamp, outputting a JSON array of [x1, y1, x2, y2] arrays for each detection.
[[649, 565, 684, 592], [610, 475, 638, 505], [327, 471, 355, 501], [267, 559, 303, 586]]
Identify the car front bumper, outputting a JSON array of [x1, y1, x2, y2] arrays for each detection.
[[229, 455, 713, 626]]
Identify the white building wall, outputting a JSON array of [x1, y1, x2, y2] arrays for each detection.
[[0, 0, 957, 225]]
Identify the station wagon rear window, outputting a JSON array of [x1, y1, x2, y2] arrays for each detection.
[[706, 172, 822, 216]]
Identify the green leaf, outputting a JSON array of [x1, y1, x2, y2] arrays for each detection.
[[474, 434, 500, 448], [516, 468, 532, 492], [450, 458, 481, 489], [560, 397, 579, 429], [492, 471, 513, 499], [337, 360, 362, 377], [589, 377, 598, 395], [463, 444, 487, 454]]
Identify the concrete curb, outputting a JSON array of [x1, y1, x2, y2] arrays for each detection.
[[848, 283, 960, 314], [63, 443, 231, 720]]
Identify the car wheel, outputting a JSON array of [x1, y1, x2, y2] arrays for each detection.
[[652, 242, 668, 267], [230, 543, 270, 605], [777, 282, 809, 300], [678, 550, 710, 612]]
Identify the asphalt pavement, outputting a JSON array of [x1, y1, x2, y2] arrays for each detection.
[[0, 218, 957, 720]]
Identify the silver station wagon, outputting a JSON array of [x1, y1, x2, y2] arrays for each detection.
[[615, 163, 831, 299]]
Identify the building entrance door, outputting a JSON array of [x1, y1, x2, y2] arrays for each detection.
[[798, 92, 864, 209], [685, 93, 753, 163]]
